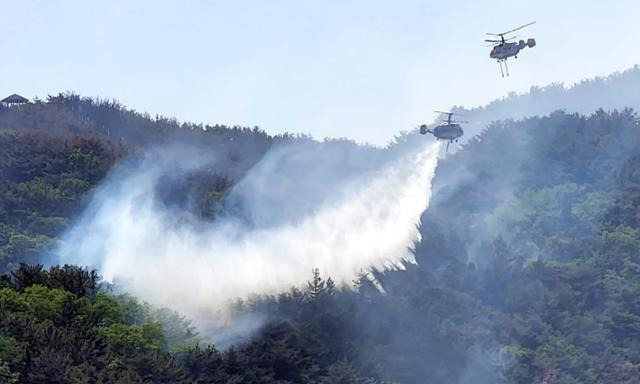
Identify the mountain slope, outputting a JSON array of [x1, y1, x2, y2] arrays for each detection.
[[450, 65, 640, 142], [1, 92, 640, 383]]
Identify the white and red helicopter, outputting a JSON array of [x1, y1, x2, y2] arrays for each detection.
[[485, 21, 536, 77]]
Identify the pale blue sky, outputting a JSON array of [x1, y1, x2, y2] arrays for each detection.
[[2, 1, 639, 144]]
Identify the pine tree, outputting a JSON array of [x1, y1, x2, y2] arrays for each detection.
[[306, 268, 326, 302]]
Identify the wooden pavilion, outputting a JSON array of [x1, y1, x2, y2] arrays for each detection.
[[1, 94, 29, 106]]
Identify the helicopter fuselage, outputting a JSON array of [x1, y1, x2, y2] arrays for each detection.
[[432, 123, 464, 141], [490, 38, 536, 60]]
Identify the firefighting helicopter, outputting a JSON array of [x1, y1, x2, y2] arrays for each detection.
[[419, 111, 466, 152], [485, 21, 536, 77]]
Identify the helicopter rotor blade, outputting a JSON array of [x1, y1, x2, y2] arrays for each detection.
[[499, 21, 536, 36]]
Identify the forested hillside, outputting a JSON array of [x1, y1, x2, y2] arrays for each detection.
[[0, 94, 280, 273], [1, 94, 640, 383], [453, 65, 640, 142], [352, 108, 640, 383]]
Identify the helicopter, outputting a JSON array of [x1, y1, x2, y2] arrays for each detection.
[[419, 111, 466, 152], [485, 21, 536, 77]]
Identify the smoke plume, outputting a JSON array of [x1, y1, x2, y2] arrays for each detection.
[[56, 139, 440, 331]]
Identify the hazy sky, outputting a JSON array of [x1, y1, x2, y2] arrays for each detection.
[[2, 1, 640, 145]]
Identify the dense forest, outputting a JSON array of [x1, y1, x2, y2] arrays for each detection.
[[1, 94, 640, 383]]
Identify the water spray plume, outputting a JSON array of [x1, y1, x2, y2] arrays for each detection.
[[57, 140, 441, 330]]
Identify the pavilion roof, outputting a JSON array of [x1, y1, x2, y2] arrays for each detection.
[[1, 94, 29, 104]]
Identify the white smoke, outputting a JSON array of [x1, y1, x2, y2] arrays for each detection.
[[57, 140, 440, 330]]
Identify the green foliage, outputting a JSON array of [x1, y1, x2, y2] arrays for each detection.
[[91, 292, 125, 326], [0, 265, 189, 382], [0, 334, 22, 367], [0, 133, 119, 272], [18, 285, 73, 321], [100, 322, 165, 353], [487, 183, 612, 260]]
